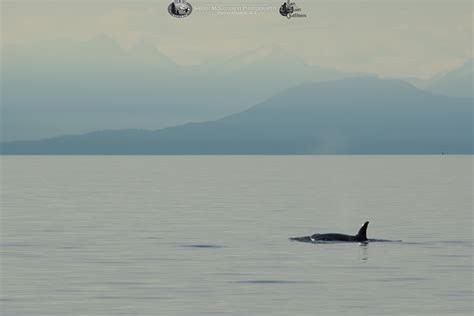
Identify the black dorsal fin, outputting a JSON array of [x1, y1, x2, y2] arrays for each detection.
[[356, 221, 369, 240]]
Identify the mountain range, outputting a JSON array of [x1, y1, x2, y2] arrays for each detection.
[[1, 36, 471, 142], [1, 37, 346, 141], [426, 60, 472, 99], [2, 77, 471, 154], [407, 59, 473, 99]]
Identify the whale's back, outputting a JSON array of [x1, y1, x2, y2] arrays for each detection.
[[311, 233, 356, 242]]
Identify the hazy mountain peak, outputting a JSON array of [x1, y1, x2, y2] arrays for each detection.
[[246, 76, 433, 113], [2, 75, 471, 154], [221, 44, 307, 70], [427, 59, 473, 99]]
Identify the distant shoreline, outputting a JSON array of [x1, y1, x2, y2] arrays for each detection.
[[1, 153, 472, 156]]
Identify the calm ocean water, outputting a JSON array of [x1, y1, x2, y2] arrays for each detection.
[[1, 156, 472, 315]]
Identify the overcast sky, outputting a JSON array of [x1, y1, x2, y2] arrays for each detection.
[[1, 0, 473, 78]]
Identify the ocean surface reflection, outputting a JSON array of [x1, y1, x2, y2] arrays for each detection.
[[1, 156, 472, 315]]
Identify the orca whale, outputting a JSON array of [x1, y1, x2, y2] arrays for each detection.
[[290, 221, 369, 243]]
